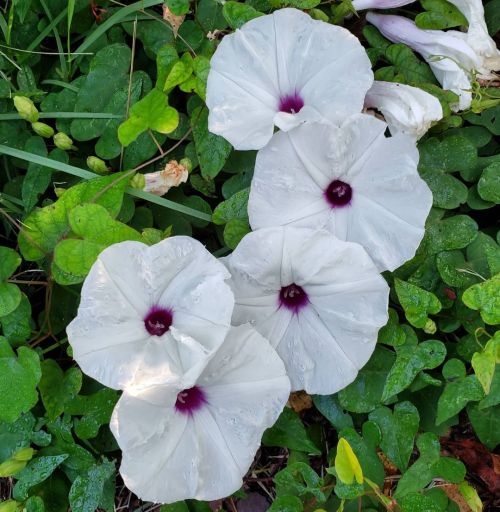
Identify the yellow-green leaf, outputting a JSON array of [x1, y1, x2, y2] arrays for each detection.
[[335, 438, 363, 485]]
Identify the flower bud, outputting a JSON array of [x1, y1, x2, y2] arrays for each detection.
[[142, 160, 189, 196], [130, 173, 146, 190], [13, 96, 39, 123], [179, 157, 193, 173], [423, 318, 437, 335], [31, 121, 54, 138], [87, 156, 109, 174], [53, 132, 75, 151]]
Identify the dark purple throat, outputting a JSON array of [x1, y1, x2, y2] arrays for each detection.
[[144, 306, 173, 336], [279, 283, 309, 314], [325, 180, 352, 208], [279, 93, 304, 114], [175, 386, 207, 415]]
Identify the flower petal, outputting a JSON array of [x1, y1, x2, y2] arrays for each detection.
[[249, 116, 432, 271], [206, 8, 373, 149], [67, 237, 233, 390], [111, 325, 290, 503], [365, 81, 443, 140], [226, 227, 389, 394]]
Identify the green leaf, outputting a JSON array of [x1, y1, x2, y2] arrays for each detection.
[[419, 136, 477, 173], [335, 438, 363, 485], [262, 408, 320, 454], [379, 44, 437, 84], [223, 218, 250, 249], [222, 1, 264, 29], [191, 106, 232, 179], [18, 172, 131, 261], [416, 0, 468, 29], [0, 294, 32, 345], [467, 403, 500, 450], [268, 496, 303, 512], [369, 402, 419, 471], [166, 0, 190, 15], [38, 360, 82, 421], [13, 454, 68, 500], [436, 359, 484, 424], [160, 503, 190, 512], [462, 274, 500, 325], [68, 459, 115, 512], [395, 279, 442, 329], [424, 215, 478, 254], [65, 389, 119, 440], [478, 162, 500, 203], [339, 347, 396, 413], [25, 496, 44, 512], [459, 481, 482, 512], [0, 339, 41, 422], [0, 247, 21, 281], [0, 282, 22, 318], [399, 492, 442, 512], [435, 250, 479, 288], [275, 462, 325, 501], [118, 89, 179, 146], [383, 340, 446, 400], [212, 188, 249, 225], [395, 432, 465, 498], [463, 105, 500, 135], [164, 53, 194, 91], [312, 395, 353, 431]]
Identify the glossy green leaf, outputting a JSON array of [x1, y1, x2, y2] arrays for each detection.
[[462, 274, 500, 325]]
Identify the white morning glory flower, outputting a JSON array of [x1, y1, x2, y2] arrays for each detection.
[[110, 324, 290, 503], [249, 114, 433, 272], [446, 0, 500, 78], [365, 81, 443, 140], [223, 227, 389, 394], [206, 8, 373, 150], [67, 237, 234, 390], [366, 12, 480, 110]]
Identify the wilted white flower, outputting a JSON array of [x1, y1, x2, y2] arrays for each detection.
[[223, 227, 389, 394], [365, 81, 443, 139], [249, 115, 432, 271], [111, 324, 290, 503], [366, 12, 480, 110], [67, 237, 234, 390], [206, 8, 373, 150], [352, 0, 415, 9], [446, 0, 500, 77], [144, 160, 189, 196]]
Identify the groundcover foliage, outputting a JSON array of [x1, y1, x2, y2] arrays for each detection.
[[0, 0, 499, 511]]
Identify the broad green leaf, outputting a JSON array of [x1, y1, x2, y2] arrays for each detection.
[[21, 136, 50, 212], [156, 44, 179, 90], [191, 106, 232, 179], [38, 360, 82, 421], [395, 433, 465, 498], [467, 232, 500, 278], [416, 0, 468, 29], [0, 283, 22, 318], [419, 168, 468, 209], [68, 459, 115, 512], [467, 403, 500, 450], [18, 172, 131, 261], [275, 463, 325, 501], [423, 215, 478, 254], [312, 395, 353, 431], [0, 247, 21, 281], [223, 218, 250, 249], [268, 496, 303, 512], [25, 496, 44, 512], [0, 500, 18, 512], [196, 0, 227, 32], [395, 279, 442, 330], [13, 454, 68, 500], [463, 105, 500, 135], [262, 408, 320, 454], [368, 402, 419, 471], [222, 1, 264, 29], [435, 250, 479, 288], [436, 359, 484, 424], [462, 274, 500, 325], [164, 53, 193, 91], [166, 0, 190, 15], [160, 503, 190, 512], [399, 492, 442, 512], [335, 438, 363, 485], [478, 162, 500, 203], [118, 89, 179, 146], [382, 340, 446, 400], [419, 136, 477, 173], [65, 389, 119, 440], [339, 347, 396, 413], [0, 339, 41, 422], [212, 188, 249, 225], [471, 336, 498, 394]]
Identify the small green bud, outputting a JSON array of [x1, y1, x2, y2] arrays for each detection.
[[87, 156, 109, 174], [179, 157, 193, 173], [130, 173, 146, 190], [13, 96, 39, 123], [53, 132, 75, 151], [423, 318, 437, 335], [0, 499, 19, 512], [31, 121, 54, 138]]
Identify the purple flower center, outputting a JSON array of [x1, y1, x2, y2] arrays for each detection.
[[175, 386, 207, 415], [325, 180, 352, 208], [279, 93, 304, 114], [144, 307, 173, 336], [279, 283, 308, 314]]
